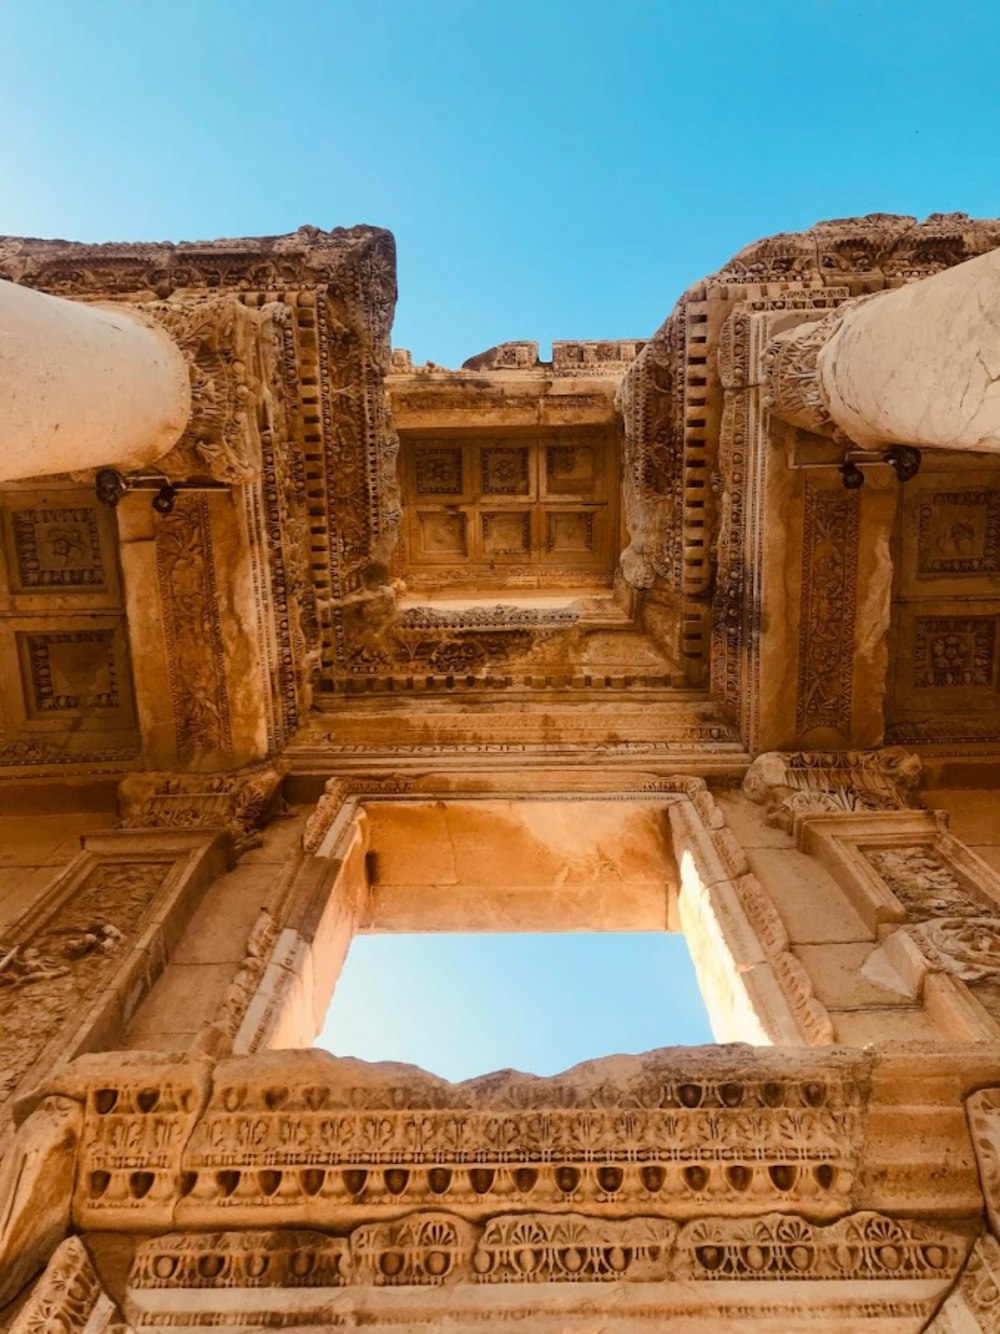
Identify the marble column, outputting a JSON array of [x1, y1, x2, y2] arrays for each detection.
[[766, 246, 1000, 453], [0, 278, 190, 483]]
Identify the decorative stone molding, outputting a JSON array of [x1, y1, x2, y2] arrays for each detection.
[[4, 1042, 996, 1320], [150, 492, 233, 760], [118, 765, 284, 857], [743, 748, 921, 832], [122, 1209, 963, 1296], [57, 1047, 867, 1234], [797, 481, 862, 736]]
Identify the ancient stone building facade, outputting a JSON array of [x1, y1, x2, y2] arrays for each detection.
[[2, 214, 1000, 1329]]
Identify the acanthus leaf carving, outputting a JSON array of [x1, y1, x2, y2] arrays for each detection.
[[743, 748, 921, 832], [145, 296, 279, 485]]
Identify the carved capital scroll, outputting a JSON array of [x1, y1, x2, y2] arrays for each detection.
[[760, 305, 854, 438], [743, 747, 922, 832], [967, 1088, 1000, 1238], [927, 1230, 1000, 1332], [118, 764, 284, 857]]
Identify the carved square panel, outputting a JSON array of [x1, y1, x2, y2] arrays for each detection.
[[415, 447, 463, 496], [898, 470, 1000, 599], [917, 490, 1000, 577], [912, 616, 997, 689], [3, 620, 135, 731], [889, 602, 1000, 735], [18, 629, 118, 714], [11, 505, 107, 590], [545, 510, 596, 555], [414, 511, 468, 560], [480, 447, 530, 496], [481, 511, 531, 558], [546, 444, 596, 495], [0, 488, 121, 610]]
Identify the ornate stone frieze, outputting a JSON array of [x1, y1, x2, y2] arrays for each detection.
[[128, 1228, 350, 1290], [674, 1210, 965, 1283], [332, 596, 578, 685], [715, 213, 1000, 288], [743, 748, 921, 831], [118, 766, 284, 857], [0, 738, 139, 776], [123, 1209, 963, 1299], [0, 225, 397, 297], [63, 1048, 867, 1234]]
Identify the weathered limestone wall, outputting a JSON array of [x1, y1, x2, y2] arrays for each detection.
[[926, 789, 1000, 877], [362, 798, 674, 932], [0, 810, 117, 937], [718, 791, 940, 1044]]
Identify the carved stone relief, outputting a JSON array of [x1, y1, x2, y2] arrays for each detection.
[[67, 1048, 866, 1235], [0, 859, 172, 1105], [796, 483, 861, 737], [0, 833, 225, 1121], [122, 1208, 963, 1296], [117, 765, 284, 857], [743, 748, 921, 831], [927, 1230, 1000, 1333], [6, 1236, 129, 1334]]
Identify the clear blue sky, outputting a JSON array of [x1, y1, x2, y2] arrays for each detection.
[[5, 3, 996, 1072], [3, 1, 998, 367], [320, 933, 714, 1081]]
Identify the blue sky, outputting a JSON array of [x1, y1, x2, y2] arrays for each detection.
[[5, 2, 997, 1072], [320, 933, 714, 1081], [3, 2, 998, 367]]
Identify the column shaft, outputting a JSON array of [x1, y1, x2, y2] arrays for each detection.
[[0, 278, 190, 482], [817, 248, 1000, 452]]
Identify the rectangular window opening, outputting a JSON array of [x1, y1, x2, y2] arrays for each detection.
[[316, 930, 714, 1082], [311, 797, 718, 1081]]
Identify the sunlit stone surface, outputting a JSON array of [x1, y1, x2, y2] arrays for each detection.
[[3, 214, 1000, 1330]]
